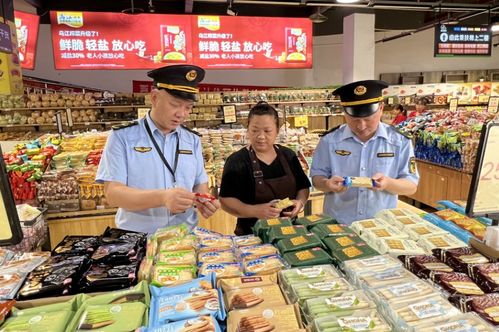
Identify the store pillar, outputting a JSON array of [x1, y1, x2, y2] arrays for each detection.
[[0, 0, 24, 95], [342, 13, 375, 83]]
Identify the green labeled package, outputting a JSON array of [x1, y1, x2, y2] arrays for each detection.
[[75, 302, 147, 331], [330, 243, 379, 264], [322, 234, 365, 252], [253, 218, 292, 241], [266, 225, 308, 244], [283, 247, 333, 267], [294, 214, 336, 229], [1, 309, 73, 332], [276, 233, 323, 254], [311, 224, 354, 239]]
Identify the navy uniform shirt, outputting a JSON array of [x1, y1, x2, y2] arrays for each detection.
[[96, 113, 208, 234], [310, 122, 419, 225]]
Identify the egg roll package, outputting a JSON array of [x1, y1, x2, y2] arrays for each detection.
[[311, 309, 391, 332], [0, 300, 16, 323], [157, 250, 197, 266], [356, 267, 418, 290], [0, 309, 74, 332], [400, 255, 453, 279], [150, 275, 215, 297], [279, 265, 341, 291], [371, 280, 439, 305], [470, 263, 499, 293], [342, 255, 402, 282], [330, 243, 379, 265], [391, 215, 427, 230], [198, 250, 236, 264], [192, 226, 223, 239], [139, 315, 221, 332], [361, 225, 409, 243], [322, 234, 366, 252], [289, 278, 354, 304], [460, 293, 499, 326], [434, 247, 490, 274], [374, 208, 419, 223], [158, 235, 198, 252], [283, 247, 333, 267], [416, 313, 496, 332], [102, 227, 147, 247], [73, 302, 147, 331], [266, 225, 308, 244], [151, 265, 197, 287], [310, 223, 354, 238], [294, 214, 336, 229], [154, 224, 189, 243], [350, 218, 388, 236], [302, 290, 376, 323], [91, 242, 141, 265], [404, 223, 449, 241], [220, 275, 278, 293], [199, 236, 233, 252], [17, 255, 90, 300], [199, 263, 244, 279], [418, 234, 467, 252], [374, 238, 426, 256], [253, 217, 292, 240], [76, 281, 150, 307], [387, 294, 460, 330], [225, 284, 286, 311], [51, 235, 100, 256], [432, 272, 484, 296], [237, 244, 279, 261], [0, 273, 26, 300], [227, 304, 302, 332], [343, 176, 375, 188], [243, 254, 287, 276], [232, 235, 261, 248], [149, 287, 225, 325], [276, 233, 323, 254]]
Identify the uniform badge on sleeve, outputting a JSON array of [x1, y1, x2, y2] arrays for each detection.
[[134, 147, 152, 153], [335, 150, 351, 156], [409, 157, 417, 174]]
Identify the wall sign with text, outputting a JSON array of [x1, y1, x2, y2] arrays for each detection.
[[14, 11, 40, 69], [50, 11, 312, 70], [434, 24, 491, 57]]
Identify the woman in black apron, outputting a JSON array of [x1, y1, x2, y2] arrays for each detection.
[[219, 102, 311, 235]]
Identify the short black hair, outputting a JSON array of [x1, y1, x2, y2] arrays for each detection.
[[395, 104, 407, 116], [248, 101, 279, 129]]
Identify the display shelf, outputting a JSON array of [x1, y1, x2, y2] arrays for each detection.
[[0, 104, 147, 112], [415, 158, 472, 175], [46, 208, 118, 220], [0, 121, 129, 128], [0, 123, 57, 128], [230, 99, 338, 106]]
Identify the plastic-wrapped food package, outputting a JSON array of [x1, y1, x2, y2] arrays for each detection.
[[404, 222, 449, 241], [0, 273, 27, 300], [74, 302, 147, 331], [416, 313, 496, 332], [302, 290, 376, 323], [232, 235, 262, 247], [400, 255, 454, 279], [391, 215, 427, 230], [374, 238, 426, 256], [151, 265, 197, 287], [350, 218, 388, 236], [434, 247, 490, 274], [79, 262, 140, 293], [387, 294, 460, 330], [310, 223, 354, 238], [243, 254, 287, 276], [342, 255, 402, 284], [322, 234, 366, 252], [0, 310, 74, 332], [375, 208, 419, 223], [198, 236, 233, 252], [462, 293, 499, 326], [237, 244, 279, 262], [418, 234, 467, 252], [356, 267, 419, 290], [279, 265, 341, 292], [139, 316, 222, 332], [199, 263, 243, 279], [294, 214, 336, 229], [329, 243, 379, 265], [371, 280, 439, 306], [470, 263, 499, 293], [52, 235, 100, 256], [361, 225, 409, 244], [276, 233, 323, 254], [158, 235, 198, 252], [266, 225, 308, 244], [225, 284, 286, 311], [282, 247, 332, 267], [311, 309, 391, 332], [289, 278, 354, 304], [198, 250, 236, 264], [432, 272, 484, 296], [253, 217, 293, 240]]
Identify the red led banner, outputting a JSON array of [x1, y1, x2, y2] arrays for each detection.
[[50, 11, 312, 70], [14, 11, 40, 69]]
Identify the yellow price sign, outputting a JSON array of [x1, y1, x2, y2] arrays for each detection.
[[294, 115, 308, 128], [137, 107, 150, 119], [449, 98, 458, 112]]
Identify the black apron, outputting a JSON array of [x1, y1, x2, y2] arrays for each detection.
[[234, 145, 297, 236]]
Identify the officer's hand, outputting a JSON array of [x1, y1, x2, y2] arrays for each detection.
[[197, 199, 220, 219], [253, 202, 282, 219], [327, 176, 348, 193], [371, 173, 390, 191], [163, 188, 196, 214], [282, 199, 304, 218]]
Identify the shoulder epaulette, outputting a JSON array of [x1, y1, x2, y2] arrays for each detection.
[[181, 124, 201, 137], [320, 125, 341, 137], [112, 121, 138, 130], [393, 126, 413, 139]]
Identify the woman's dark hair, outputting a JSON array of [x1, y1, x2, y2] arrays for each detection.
[[416, 96, 429, 106], [248, 101, 279, 129], [395, 104, 407, 116]]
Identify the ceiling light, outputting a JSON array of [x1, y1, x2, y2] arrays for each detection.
[[491, 17, 499, 33], [309, 8, 327, 23], [336, 0, 360, 3]]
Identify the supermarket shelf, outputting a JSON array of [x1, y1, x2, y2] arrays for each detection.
[[286, 114, 341, 117], [0, 123, 58, 128], [0, 105, 147, 112], [0, 121, 129, 128], [231, 100, 338, 107], [186, 118, 224, 122], [47, 208, 118, 220], [415, 158, 472, 175]]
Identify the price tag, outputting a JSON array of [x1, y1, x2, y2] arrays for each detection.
[[478, 95, 490, 104], [137, 107, 150, 119], [449, 98, 458, 112], [55, 112, 63, 134], [487, 96, 499, 113], [387, 97, 394, 105], [404, 96, 412, 105], [294, 115, 308, 128], [66, 108, 73, 127], [223, 105, 237, 124]]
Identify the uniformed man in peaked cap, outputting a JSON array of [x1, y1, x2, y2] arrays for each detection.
[[96, 64, 220, 234], [310, 80, 419, 225]]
